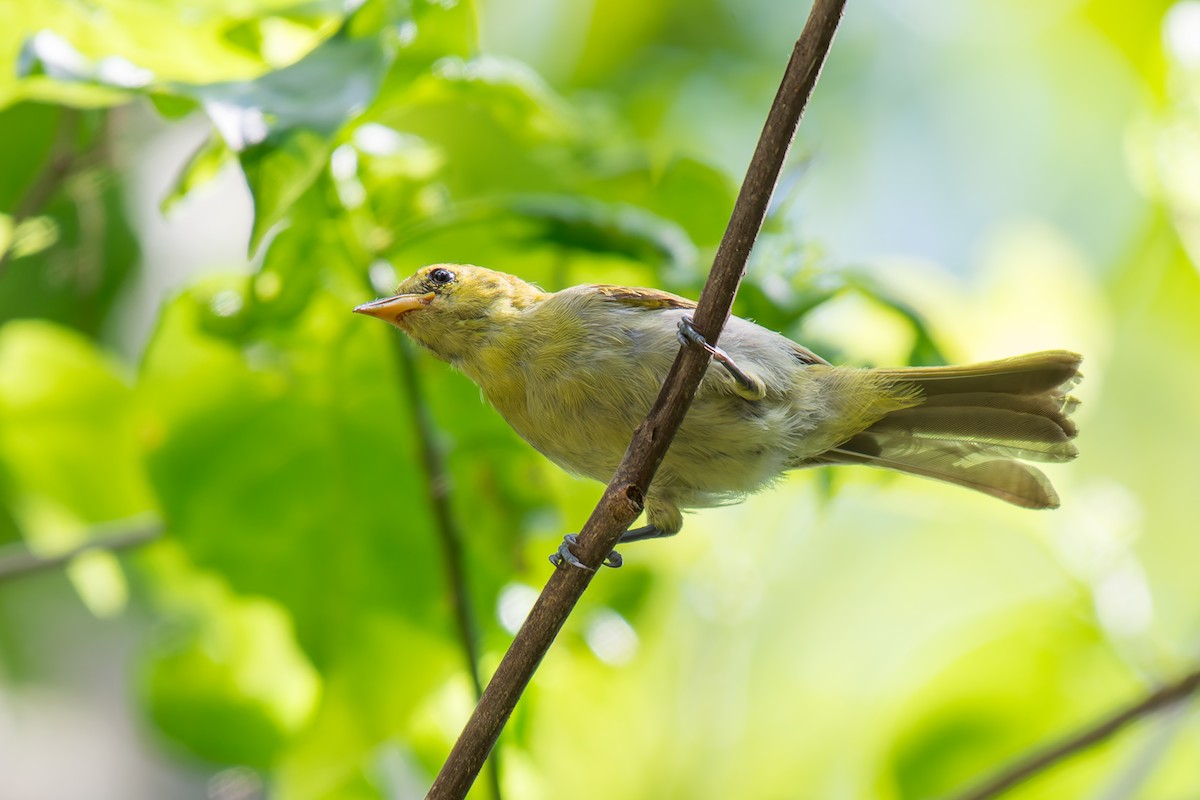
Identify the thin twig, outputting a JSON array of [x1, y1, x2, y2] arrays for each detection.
[[950, 666, 1200, 800], [425, 2, 848, 797], [1094, 702, 1191, 800], [388, 334, 504, 800], [0, 109, 81, 277], [390, 336, 486, 696], [0, 522, 163, 581], [343, 197, 499, 797]]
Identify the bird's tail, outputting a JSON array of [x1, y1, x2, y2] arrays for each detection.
[[816, 350, 1082, 508]]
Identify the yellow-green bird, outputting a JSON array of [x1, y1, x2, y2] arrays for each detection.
[[355, 264, 1081, 569]]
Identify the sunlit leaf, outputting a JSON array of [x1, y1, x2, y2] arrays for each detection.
[[240, 129, 332, 251], [0, 322, 155, 616], [161, 130, 235, 214], [3, 1, 344, 108], [0, 321, 153, 529], [143, 560, 321, 767]]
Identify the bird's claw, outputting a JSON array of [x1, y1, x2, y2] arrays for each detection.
[[549, 534, 592, 571], [676, 315, 710, 351], [548, 534, 623, 570]]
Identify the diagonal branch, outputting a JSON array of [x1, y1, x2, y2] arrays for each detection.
[[950, 666, 1200, 800], [0, 521, 163, 581], [424, 1, 849, 797]]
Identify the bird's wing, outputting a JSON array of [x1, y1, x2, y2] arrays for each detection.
[[786, 340, 830, 366], [588, 285, 698, 310], [589, 283, 831, 366]]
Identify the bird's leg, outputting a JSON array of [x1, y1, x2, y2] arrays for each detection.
[[677, 316, 766, 401], [617, 524, 672, 544], [548, 525, 676, 570]]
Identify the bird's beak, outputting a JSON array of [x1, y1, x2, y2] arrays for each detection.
[[353, 292, 436, 324]]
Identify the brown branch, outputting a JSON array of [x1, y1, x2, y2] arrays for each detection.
[[0, 522, 163, 581], [424, 1, 848, 797], [950, 666, 1200, 800]]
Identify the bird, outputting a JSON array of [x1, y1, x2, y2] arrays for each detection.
[[354, 264, 1081, 569]]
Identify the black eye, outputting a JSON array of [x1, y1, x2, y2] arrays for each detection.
[[429, 268, 455, 285]]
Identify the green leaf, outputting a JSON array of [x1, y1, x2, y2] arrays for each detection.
[[4, 4, 343, 110], [190, 27, 396, 248], [161, 129, 235, 214], [240, 129, 331, 251], [507, 195, 698, 269], [0, 321, 155, 615], [0, 321, 153, 531], [387, 194, 699, 271], [194, 34, 392, 150], [884, 611, 1134, 799], [0, 164, 141, 337], [0, 102, 61, 209], [139, 279, 451, 662], [364, 55, 576, 199], [143, 563, 321, 767]]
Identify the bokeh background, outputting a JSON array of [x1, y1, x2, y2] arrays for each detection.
[[2, 0, 1199, 798]]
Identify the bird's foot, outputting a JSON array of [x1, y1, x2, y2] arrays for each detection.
[[548, 534, 624, 570], [677, 316, 766, 400]]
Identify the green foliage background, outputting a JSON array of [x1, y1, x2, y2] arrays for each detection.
[[2, 0, 1199, 798]]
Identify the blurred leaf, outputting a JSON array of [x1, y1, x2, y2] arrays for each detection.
[[642, 157, 736, 248], [0, 167, 141, 337], [196, 34, 391, 151], [132, 273, 499, 777], [842, 272, 949, 366], [146, 90, 200, 119], [241, 129, 332, 251], [365, 55, 577, 199], [0, 321, 153, 531], [884, 610, 1136, 799], [585, 156, 737, 252], [507, 195, 697, 269], [0, 321, 153, 619], [1082, 0, 1174, 89], [0, 102, 61, 210], [144, 562, 321, 767], [141, 286, 435, 651], [389, 194, 698, 270], [161, 130, 235, 214], [2, 1, 344, 109], [192, 26, 392, 248]]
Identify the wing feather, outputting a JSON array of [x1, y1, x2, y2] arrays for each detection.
[[589, 285, 697, 310]]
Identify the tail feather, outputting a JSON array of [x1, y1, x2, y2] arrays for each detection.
[[918, 391, 1078, 436], [871, 406, 1077, 462], [816, 350, 1082, 509], [826, 439, 1061, 509], [874, 350, 1082, 397]]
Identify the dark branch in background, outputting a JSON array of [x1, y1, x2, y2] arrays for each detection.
[[1097, 695, 1192, 800], [0, 522, 163, 581], [425, 1, 848, 797], [390, 336, 486, 697], [950, 666, 1200, 800], [344, 204, 499, 797], [0, 108, 81, 277], [387, 334, 504, 800]]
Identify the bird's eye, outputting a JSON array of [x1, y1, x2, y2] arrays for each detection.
[[429, 268, 455, 285]]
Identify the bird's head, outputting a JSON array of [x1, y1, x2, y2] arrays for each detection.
[[354, 264, 544, 363]]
